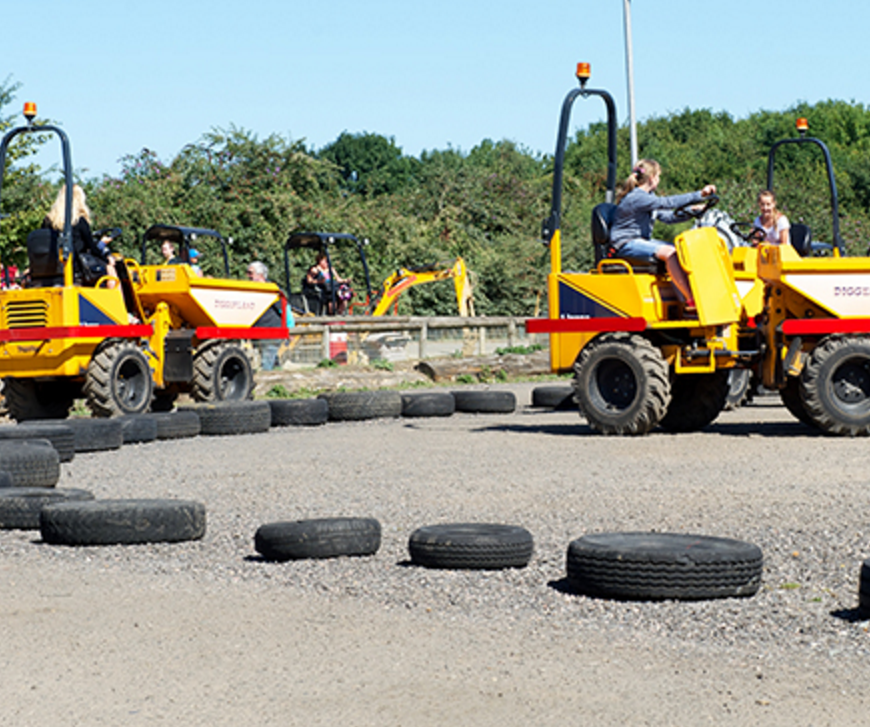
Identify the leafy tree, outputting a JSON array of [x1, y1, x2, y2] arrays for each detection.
[[318, 132, 418, 197]]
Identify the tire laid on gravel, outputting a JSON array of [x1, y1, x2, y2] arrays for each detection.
[[318, 390, 403, 421], [858, 559, 870, 615], [531, 385, 576, 410], [0, 488, 94, 529], [0, 422, 75, 462], [147, 411, 201, 440], [565, 532, 763, 601], [0, 440, 59, 488], [451, 390, 516, 414], [254, 517, 381, 561], [408, 523, 534, 570], [659, 370, 729, 433], [572, 333, 671, 435], [40, 499, 206, 546], [401, 390, 455, 418], [117, 415, 158, 444], [62, 418, 124, 453], [800, 335, 870, 436], [178, 400, 272, 436], [268, 398, 330, 427]]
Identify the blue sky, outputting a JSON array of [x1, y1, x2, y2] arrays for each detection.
[[3, 0, 867, 179]]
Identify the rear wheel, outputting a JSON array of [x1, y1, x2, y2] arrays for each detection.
[[780, 375, 814, 426], [84, 340, 154, 417], [801, 335, 870, 436], [659, 370, 729, 433], [192, 341, 254, 402], [572, 333, 670, 435], [4, 378, 75, 421]]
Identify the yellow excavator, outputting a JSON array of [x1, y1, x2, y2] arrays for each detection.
[[367, 257, 475, 317]]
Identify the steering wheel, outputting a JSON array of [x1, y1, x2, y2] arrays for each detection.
[[672, 194, 719, 222], [729, 221, 766, 245]]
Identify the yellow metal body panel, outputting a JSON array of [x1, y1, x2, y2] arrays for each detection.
[[0, 285, 129, 377], [730, 246, 764, 320], [676, 227, 743, 326], [133, 263, 281, 328]]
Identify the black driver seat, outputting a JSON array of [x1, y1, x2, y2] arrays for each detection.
[[26, 229, 64, 287], [591, 202, 664, 274]]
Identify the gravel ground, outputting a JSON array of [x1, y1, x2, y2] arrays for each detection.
[[2, 382, 870, 725]]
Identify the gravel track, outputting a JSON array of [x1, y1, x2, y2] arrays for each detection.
[[3, 382, 870, 724]]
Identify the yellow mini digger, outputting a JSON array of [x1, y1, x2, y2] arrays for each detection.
[[0, 103, 291, 420]]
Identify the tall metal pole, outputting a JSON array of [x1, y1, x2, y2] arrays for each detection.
[[623, 0, 638, 166]]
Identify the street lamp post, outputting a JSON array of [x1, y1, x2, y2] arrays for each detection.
[[623, 0, 638, 167]]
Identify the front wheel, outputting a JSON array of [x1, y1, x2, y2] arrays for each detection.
[[801, 335, 870, 436], [84, 340, 154, 417], [192, 341, 254, 402], [572, 333, 671, 435]]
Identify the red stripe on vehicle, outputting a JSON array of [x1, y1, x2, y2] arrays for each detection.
[[195, 326, 290, 340], [781, 318, 870, 335], [525, 317, 647, 334], [0, 324, 153, 342]]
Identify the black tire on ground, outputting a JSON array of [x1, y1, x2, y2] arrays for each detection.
[[40, 499, 207, 546], [780, 375, 814, 426], [800, 335, 870, 436], [450, 390, 516, 414], [4, 378, 75, 421], [401, 390, 456, 418], [39, 418, 124, 453], [0, 440, 59, 488], [0, 422, 75, 462], [178, 400, 271, 436], [318, 390, 403, 421], [724, 369, 753, 411], [659, 370, 729, 433], [268, 398, 330, 427], [858, 558, 870, 615], [146, 411, 202, 439], [192, 340, 254, 402], [565, 532, 763, 601], [531, 385, 576, 410], [572, 333, 671, 435], [117, 415, 159, 444], [0, 488, 94, 529], [408, 523, 534, 570], [83, 340, 154, 417], [254, 517, 382, 561]]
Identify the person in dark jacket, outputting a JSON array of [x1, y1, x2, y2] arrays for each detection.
[[41, 184, 109, 284], [610, 159, 716, 312]]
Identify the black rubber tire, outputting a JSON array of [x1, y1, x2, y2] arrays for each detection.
[[565, 532, 763, 601], [0, 440, 59, 488], [659, 370, 729, 433], [780, 375, 814, 426], [33, 418, 124, 453], [178, 400, 271, 436], [117, 415, 159, 444], [4, 378, 74, 421], [0, 487, 94, 530], [83, 340, 154, 417], [801, 335, 870, 436], [146, 411, 202, 439], [858, 558, 870, 615], [40, 498, 207, 546], [192, 340, 254, 402], [724, 369, 752, 411], [450, 390, 516, 414], [408, 523, 534, 570], [254, 517, 381, 561], [572, 333, 671, 435], [318, 390, 403, 421], [0, 422, 75, 462], [531, 385, 576, 410], [268, 398, 330, 427], [401, 390, 456, 418]]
